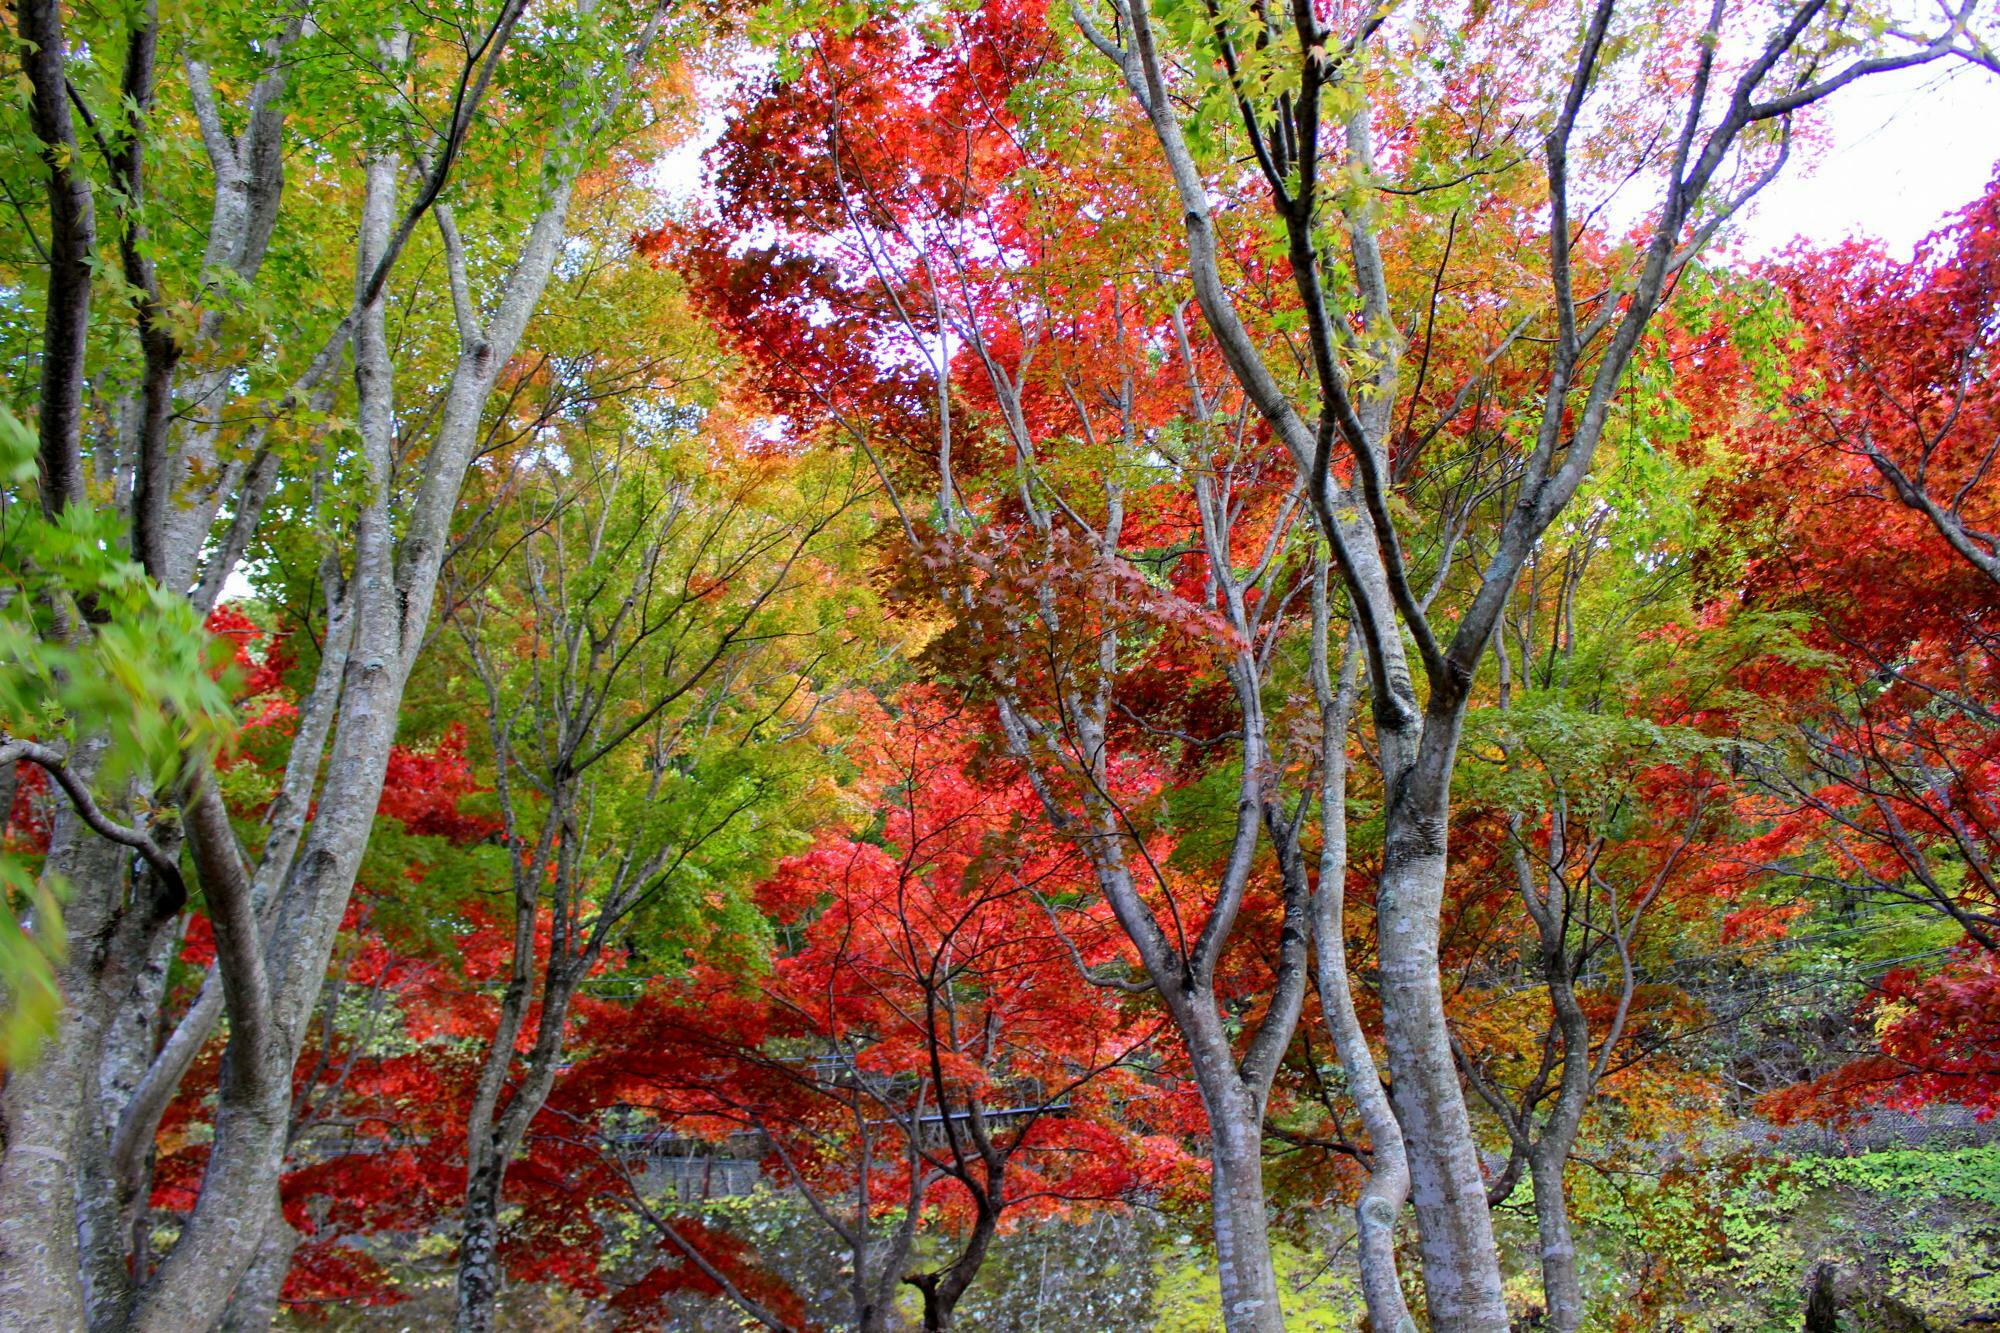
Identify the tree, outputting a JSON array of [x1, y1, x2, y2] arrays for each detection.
[[0, 1, 704, 1324], [574, 689, 1179, 1332], [440, 349, 881, 1330], [670, 8, 1424, 1321], [0, 405, 234, 1070], [146, 721, 504, 1324], [1446, 458, 1780, 1330], [1064, 2, 1994, 1326], [1709, 173, 2000, 1125]]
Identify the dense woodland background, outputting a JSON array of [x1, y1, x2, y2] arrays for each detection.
[[4, 1, 2000, 1330]]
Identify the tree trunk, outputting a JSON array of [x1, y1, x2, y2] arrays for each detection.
[[76, 867, 184, 1329], [1, 0, 107, 1315], [0, 788, 126, 1332], [452, 906, 534, 1333], [1376, 825, 1510, 1333], [1309, 590, 1417, 1333], [124, 143, 409, 1333], [916, 1281, 947, 1333], [1529, 1145, 1583, 1333], [455, 1153, 508, 1333], [910, 1182, 1001, 1333], [1204, 1080, 1285, 1333], [1502, 824, 1603, 1333], [1803, 1263, 1840, 1333], [216, 1204, 300, 1333], [14, 0, 96, 517], [455, 971, 580, 1333]]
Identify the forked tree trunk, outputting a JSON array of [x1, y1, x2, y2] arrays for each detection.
[[1066, 824, 1298, 1333], [910, 1194, 999, 1332], [122, 140, 407, 1332], [216, 1204, 300, 1333], [454, 961, 583, 1332], [1076, 3, 1966, 1328]]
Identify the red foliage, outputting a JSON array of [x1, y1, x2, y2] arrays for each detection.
[[558, 690, 1182, 1316], [1764, 947, 2000, 1124], [4, 761, 50, 856], [376, 725, 500, 846], [1706, 172, 2000, 1119]]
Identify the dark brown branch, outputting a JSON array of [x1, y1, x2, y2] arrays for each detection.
[[0, 739, 183, 901], [14, 0, 97, 516]]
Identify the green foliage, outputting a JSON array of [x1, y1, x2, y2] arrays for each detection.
[[0, 410, 236, 794], [0, 406, 236, 1064], [1149, 1232, 1365, 1332], [0, 858, 65, 1068], [1573, 1145, 2000, 1330]]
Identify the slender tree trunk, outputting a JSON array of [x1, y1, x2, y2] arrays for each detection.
[[455, 972, 580, 1333], [1525, 920, 1595, 1333], [452, 891, 537, 1333], [1, 3, 109, 1316], [1317, 902, 1415, 1330], [76, 861, 185, 1330], [14, 0, 95, 517], [1309, 583, 1417, 1333], [455, 1152, 509, 1332], [1529, 1143, 1583, 1333]]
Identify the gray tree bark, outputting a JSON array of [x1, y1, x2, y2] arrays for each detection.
[[1305, 565, 1416, 1333], [0, 758, 128, 1332], [215, 1202, 300, 1333]]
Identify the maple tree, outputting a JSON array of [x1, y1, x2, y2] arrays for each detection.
[[1444, 481, 1778, 1330], [435, 345, 881, 1328], [666, 8, 1409, 1323], [1058, 2, 1996, 1328], [567, 691, 1182, 1332], [658, 2, 2000, 1327], [1702, 174, 2000, 1128]]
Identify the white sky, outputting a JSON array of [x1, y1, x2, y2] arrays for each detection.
[[1732, 61, 2000, 259], [656, 50, 1999, 259]]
